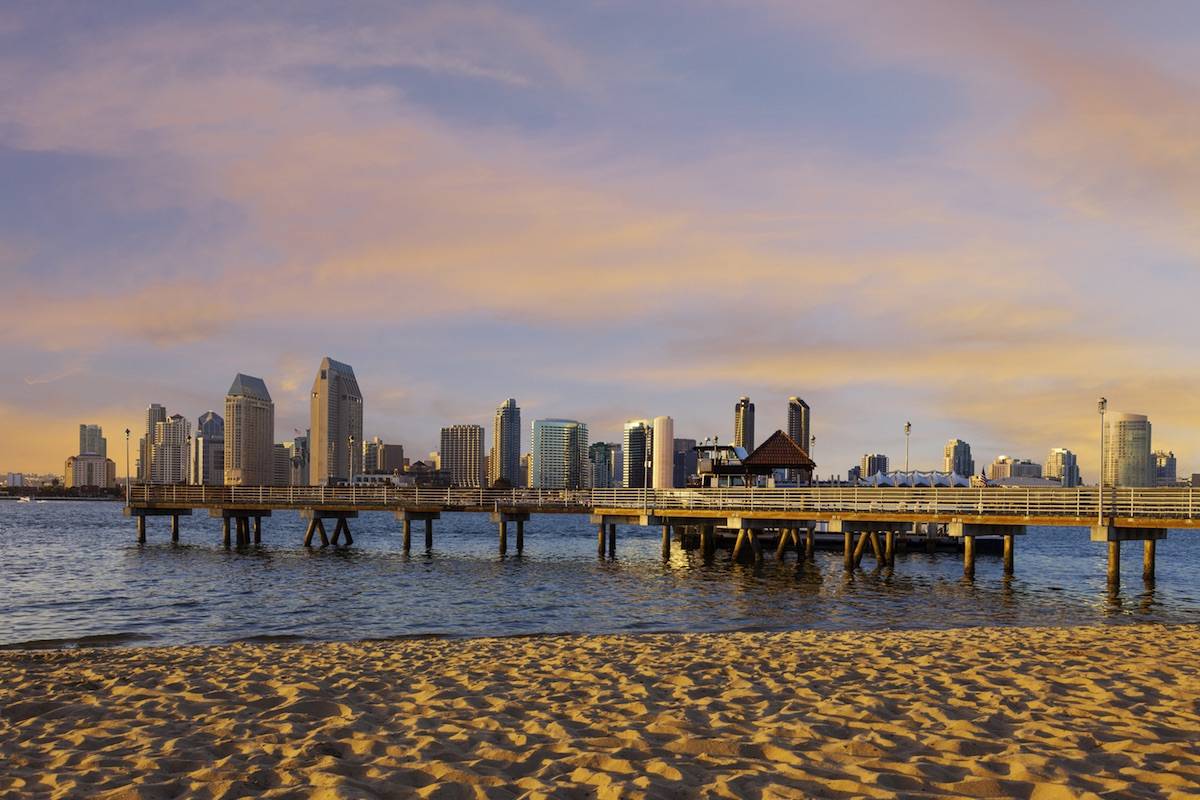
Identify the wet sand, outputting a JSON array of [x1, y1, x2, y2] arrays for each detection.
[[2, 624, 1198, 798]]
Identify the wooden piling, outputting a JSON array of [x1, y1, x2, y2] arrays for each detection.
[[223, 517, 232, 547], [805, 528, 815, 561], [424, 519, 433, 550], [843, 532, 853, 570], [516, 520, 524, 554], [403, 519, 412, 552], [732, 530, 747, 562], [253, 516, 262, 544], [661, 525, 671, 559], [868, 532, 884, 562], [315, 518, 329, 547], [597, 523, 606, 557], [884, 531, 895, 567], [852, 531, 869, 568], [775, 528, 790, 560], [236, 517, 247, 547], [1108, 540, 1120, 588], [303, 518, 316, 547], [1003, 534, 1015, 576], [1143, 539, 1155, 581], [499, 521, 508, 555], [170, 514, 179, 543], [749, 531, 763, 564], [607, 524, 616, 558], [137, 515, 146, 544], [701, 524, 715, 559], [926, 522, 936, 554], [963, 535, 976, 579]]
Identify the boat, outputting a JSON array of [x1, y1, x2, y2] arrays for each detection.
[[17, 497, 32, 503]]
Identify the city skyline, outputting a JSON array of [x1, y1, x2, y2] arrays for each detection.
[[3, 3, 1200, 478]]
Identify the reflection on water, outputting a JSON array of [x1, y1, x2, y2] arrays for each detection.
[[1, 501, 1198, 647]]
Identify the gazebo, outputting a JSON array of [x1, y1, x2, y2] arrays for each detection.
[[741, 430, 816, 486]]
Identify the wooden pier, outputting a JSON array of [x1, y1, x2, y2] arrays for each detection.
[[125, 485, 1199, 587]]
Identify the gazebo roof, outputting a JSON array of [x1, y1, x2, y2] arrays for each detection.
[[742, 430, 816, 471]]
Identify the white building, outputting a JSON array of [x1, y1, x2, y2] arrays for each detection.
[[489, 398, 522, 487], [652, 416, 674, 489], [1045, 448, 1081, 488], [310, 357, 364, 485], [151, 414, 190, 484], [225, 374, 275, 486], [988, 455, 1041, 481], [1103, 412, 1153, 487], [531, 419, 589, 489], [440, 424, 484, 487], [64, 454, 116, 488]]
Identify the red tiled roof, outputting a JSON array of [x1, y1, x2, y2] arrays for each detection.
[[742, 430, 816, 469]]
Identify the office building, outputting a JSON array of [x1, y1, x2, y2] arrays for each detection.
[[673, 438, 698, 488], [1103, 412, 1153, 487], [988, 455, 1042, 481], [79, 424, 106, 458], [64, 454, 116, 488], [224, 374, 275, 486], [786, 397, 810, 453], [589, 442, 621, 489], [651, 416, 674, 488], [1045, 448, 1081, 488], [622, 419, 652, 489], [489, 398, 521, 487], [520, 453, 532, 488], [271, 444, 291, 487], [190, 411, 225, 485], [6, 473, 24, 488], [363, 436, 384, 473], [734, 396, 755, 452], [531, 419, 589, 489], [310, 357, 364, 485], [282, 435, 309, 486], [151, 414, 190, 484], [440, 424, 485, 487], [1154, 450, 1177, 487], [943, 439, 974, 477], [377, 443, 404, 474], [138, 403, 167, 482], [861, 453, 889, 477], [848, 465, 862, 482]]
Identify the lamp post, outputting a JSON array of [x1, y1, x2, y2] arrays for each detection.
[[904, 421, 912, 472], [185, 434, 192, 486], [1098, 397, 1107, 525], [124, 428, 131, 505], [349, 435, 356, 486]]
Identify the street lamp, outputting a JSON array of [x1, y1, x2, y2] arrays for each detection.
[[349, 435, 356, 486], [904, 421, 912, 472], [1098, 397, 1107, 525], [124, 428, 131, 505], [185, 434, 192, 486]]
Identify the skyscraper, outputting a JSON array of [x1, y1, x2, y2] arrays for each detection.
[[589, 442, 620, 488], [138, 403, 166, 482], [150, 414, 190, 484], [489, 398, 521, 487], [531, 419, 589, 489], [309, 357, 364, 485], [440, 424, 484, 487], [786, 397, 810, 455], [1045, 447, 1081, 488], [1154, 450, 1177, 487], [79, 424, 106, 458], [861, 453, 889, 476], [672, 438, 698, 488], [1103, 412, 1153, 487], [363, 436, 383, 473], [224, 374, 275, 486], [622, 419, 652, 489], [191, 411, 225, 485], [651, 416, 675, 489], [734, 396, 755, 452], [943, 439, 974, 476], [988, 455, 1042, 480]]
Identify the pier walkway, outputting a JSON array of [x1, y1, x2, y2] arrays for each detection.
[[126, 486, 1200, 587]]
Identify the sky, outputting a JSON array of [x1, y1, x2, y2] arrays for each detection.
[[1, 0, 1198, 480]]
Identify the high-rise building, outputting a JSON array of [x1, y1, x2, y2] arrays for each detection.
[[377, 443, 404, 474], [271, 444, 291, 487], [651, 416, 674, 488], [622, 419, 652, 488], [786, 398, 810, 454], [943, 439, 974, 477], [309, 357, 364, 485], [734, 396, 755, 452], [138, 403, 167, 482], [673, 438, 698, 488], [440, 424, 484, 487], [520, 453, 532, 488], [64, 454, 116, 488], [589, 442, 620, 489], [363, 436, 383, 473], [191, 411, 225, 485], [1154, 450, 1177, 487], [487, 398, 521, 488], [1045, 448, 1081, 488], [150, 414, 190, 484], [283, 434, 309, 486], [988, 455, 1042, 480], [1103, 412, 1153, 487], [531, 419, 589, 489], [224, 374, 275, 486], [861, 453, 889, 476], [79, 424, 106, 458]]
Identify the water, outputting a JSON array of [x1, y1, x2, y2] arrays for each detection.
[[1, 500, 1198, 648]]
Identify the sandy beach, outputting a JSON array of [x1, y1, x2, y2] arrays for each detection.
[[2, 624, 1198, 799]]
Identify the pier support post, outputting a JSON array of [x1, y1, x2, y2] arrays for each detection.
[[732, 530, 747, 562], [852, 531, 869, 568], [1144, 539, 1156, 581], [1003, 534, 1015, 576], [1108, 541, 1120, 589], [963, 535, 976, 579], [137, 516, 147, 544], [926, 523, 936, 554], [499, 521, 508, 555], [701, 525, 715, 559], [597, 523, 606, 556], [843, 532, 853, 570], [223, 517, 232, 547], [517, 520, 524, 554], [425, 519, 433, 550], [749, 531, 763, 564], [661, 525, 671, 559], [253, 516, 262, 544], [607, 524, 616, 558], [805, 528, 815, 562], [303, 518, 315, 547], [402, 519, 411, 552], [868, 532, 884, 563], [884, 531, 895, 567], [170, 514, 179, 543], [775, 528, 791, 560]]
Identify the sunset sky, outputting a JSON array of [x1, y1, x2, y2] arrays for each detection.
[[2, 1, 1198, 479]]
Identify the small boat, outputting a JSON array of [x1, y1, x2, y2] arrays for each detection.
[[35, 499, 48, 504], [17, 497, 32, 503]]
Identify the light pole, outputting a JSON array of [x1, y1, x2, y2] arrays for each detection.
[[124, 428, 131, 505], [904, 421, 911, 472], [1098, 397, 1107, 525], [349, 435, 356, 486], [185, 434, 192, 486]]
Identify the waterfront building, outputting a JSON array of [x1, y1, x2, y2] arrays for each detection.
[[520, 453, 532, 488], [734, 396, 755, 452], [309, 357, 364, 485], [673, 438, 698, 488], [786, 397, 810, 481], [224, 374, 275, 486], [1103, 413, 1153, 487], [622, 419, 652, 489], [1045, 448, 1081, 488], [848, 465, 862, 482], [282, 435, 309, 486], [138, 403, 167, 482], [377, 443, 404, 474], [64, 454, 116, 488], [440, 425, 484, 487], [151, 414, 190, 484], [363, 436, 384, 473], [271, 444, 291, 487], [589, 442, 620, 489], [531, 419, 589, 489], [651, 416, 674, 489], [988, 455, 1042, 481], [1154, 450, 1177, 487], [79, 424, 106, 458], [943, 439, 974, 477], [861, 453, 889, 477], [428, 451, 441, 470], [190, 411, 225, 486], [489, 398, 521, 488]]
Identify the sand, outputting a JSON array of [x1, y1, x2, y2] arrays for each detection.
[[2, 624, 1199, 799]]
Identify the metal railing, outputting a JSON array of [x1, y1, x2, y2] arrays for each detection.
[[128, 485, 1199, 522]]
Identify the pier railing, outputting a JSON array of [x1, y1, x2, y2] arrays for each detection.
[[128, 485, 1198, 522]]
